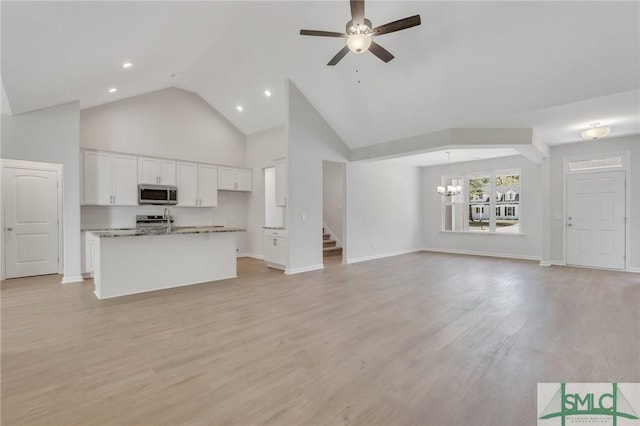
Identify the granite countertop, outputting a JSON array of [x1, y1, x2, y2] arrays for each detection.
[[88, 226, 245, 238]]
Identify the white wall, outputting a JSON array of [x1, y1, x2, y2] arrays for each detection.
[[346, 161, 423, 262], [422, 155, 542, 260], [287, 81, 350, 273], [246, 125, 287, 258], [79, 87, 250, 252], [1, 101, 82, 282], [547, 135, 640, 269], [323, 161, 345, 245], [80, 87, 246, 165]]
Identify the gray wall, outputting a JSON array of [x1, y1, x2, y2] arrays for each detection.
[[287, 80, 350, 272], [346, 161, 423, 262], [422, 155, 542, 260], [80, 87, 247, 166], [1, 101, 82, 281]]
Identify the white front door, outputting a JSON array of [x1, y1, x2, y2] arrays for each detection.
[[566, 171, 625, 270], [3, 167, 60, 278]]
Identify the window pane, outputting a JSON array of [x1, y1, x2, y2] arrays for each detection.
[[442, 177, 464, 231], [495, 172, 520, 233], [468, 175, 490, 231]]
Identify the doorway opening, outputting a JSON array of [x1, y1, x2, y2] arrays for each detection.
[[322, 161, 346, 266]]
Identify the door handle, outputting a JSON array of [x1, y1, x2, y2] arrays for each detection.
[[567, 223, 573, 227], [6, 227, 13, 231]]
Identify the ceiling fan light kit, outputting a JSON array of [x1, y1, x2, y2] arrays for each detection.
[[300, 0, 421, 65], [347, 33, 372, 53]]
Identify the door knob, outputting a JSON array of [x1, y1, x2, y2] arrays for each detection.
[[568, 217, 573, 220], [6, 227, 13, 231], [567, 223, 573, 227]]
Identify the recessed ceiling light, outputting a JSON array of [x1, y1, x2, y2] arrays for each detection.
[[236, 105, 243, 112], [264, 90, 272, 97], [108, 88, 118, 93], [122, 62, 133, 69]]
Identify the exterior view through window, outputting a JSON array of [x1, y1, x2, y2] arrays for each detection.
[[469, 175, 490, 231], [495, 172, 520, 233], [442, 169, 521, 234]]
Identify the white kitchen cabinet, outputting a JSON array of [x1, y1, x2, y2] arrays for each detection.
[[198, 164, 218, 207], [83, 151, 137, 206], [264, 229, 287, 270], [138, 157, 176, 185], [275, 158, 287, 207], [218, 167, 252, 191], [81, 231, 96, 277], [177, 162, 217, 207]]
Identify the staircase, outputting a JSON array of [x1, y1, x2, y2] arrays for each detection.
[[323, 228, 342, 257]]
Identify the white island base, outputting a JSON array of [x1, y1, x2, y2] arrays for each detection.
[[93, 231, 238, 299]]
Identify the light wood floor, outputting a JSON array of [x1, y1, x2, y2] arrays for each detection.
[[2, 253, 639, 425]]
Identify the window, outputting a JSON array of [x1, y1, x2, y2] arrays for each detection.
[[442, 169, 521, 234], [468, 175, 490, 231], [495, 172, 520, 233]]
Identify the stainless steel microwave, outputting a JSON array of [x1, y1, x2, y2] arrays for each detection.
[[138, 184, 178, 205]]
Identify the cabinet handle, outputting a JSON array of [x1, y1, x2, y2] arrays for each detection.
[[195, 198, 198, 206], [273, 238, 277, 246], [113, 195, 116, 204], [284, 196, 287, 206]]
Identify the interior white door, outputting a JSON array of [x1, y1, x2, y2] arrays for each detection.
[[3, 167, 59, 278], [566, 171, 625, 270]]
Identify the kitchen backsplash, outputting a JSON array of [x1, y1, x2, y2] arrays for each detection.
[[81, 191, 249, 230]]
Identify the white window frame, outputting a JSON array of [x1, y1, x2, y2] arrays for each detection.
[[441, 168, 522, 235]]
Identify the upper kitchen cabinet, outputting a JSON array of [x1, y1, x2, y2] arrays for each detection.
[[177, 162, 218, 207], [218, 167, 252, 191], [138, 157, 176, 185], [275, 158, 287, 207], [83, 150, 138, 206]]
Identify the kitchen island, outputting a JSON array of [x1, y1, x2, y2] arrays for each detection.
[[89, 227, 245, 299]]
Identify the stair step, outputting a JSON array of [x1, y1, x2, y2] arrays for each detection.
[[323, 246, 343, 257], [323, 233, 331, 240], [323, 240, 336, 248]]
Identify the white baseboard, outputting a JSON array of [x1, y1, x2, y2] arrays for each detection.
[[345, 248, 422, 265], [540, 260, 564, 267], [61, 275, 84, 284], [627, 267, 640, 273], [422, 247, 541, 262], [238, 253, 264, 260], [285, 264, 324, 275]]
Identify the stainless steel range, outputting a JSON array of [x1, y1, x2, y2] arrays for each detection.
[[136, 214, 174, 234]]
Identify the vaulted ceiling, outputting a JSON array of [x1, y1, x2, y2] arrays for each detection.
[[2, 1, 639, 150]]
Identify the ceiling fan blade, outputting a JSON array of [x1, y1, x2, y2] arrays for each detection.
[[350, 0, 365, 26], [370, 15, 421, 36], [300, 29, 347, 38], [327, 45, 350, 66], [369, 40, 394, 63]]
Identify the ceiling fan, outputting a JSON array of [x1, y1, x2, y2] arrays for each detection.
[[300, 0, 421, 66]]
